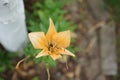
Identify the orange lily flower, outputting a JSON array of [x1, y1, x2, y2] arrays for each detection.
[[28, 18, 75, 60]]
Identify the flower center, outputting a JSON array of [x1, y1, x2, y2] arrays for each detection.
[[48, 43, 59, 54], [48, 43, 54, 52]]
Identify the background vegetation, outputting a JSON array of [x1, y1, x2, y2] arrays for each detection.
[[0, 0, 120, 80]]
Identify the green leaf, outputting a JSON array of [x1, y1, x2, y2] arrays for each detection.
[[0, 65, 6, 73], [0, 77, 4, 80], [34, 56, 56, 67], [32, 76, 39, 80]]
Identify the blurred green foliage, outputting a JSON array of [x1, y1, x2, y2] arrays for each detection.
[[26, 0, 75, 32], [0, 50, 16, 75], [32, 76, 39, 80], [104, 0, 120, 22], [0, 49, 16, 80], [0, 77, 4, 80]]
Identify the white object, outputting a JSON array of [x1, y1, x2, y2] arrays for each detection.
[[0, 0, 27, 52]]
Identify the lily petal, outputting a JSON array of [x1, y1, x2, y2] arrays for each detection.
[[50, 54, 62, 60], [36, 49, 48, 58], [61, 49, 75, 57], [28, 32, 48, 49], [53, 30, 70, 48], [46, 18, 57, 42]]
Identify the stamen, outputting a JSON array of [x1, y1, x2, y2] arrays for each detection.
[[49, 44, 53, 47], [48, 43, 54, 51]]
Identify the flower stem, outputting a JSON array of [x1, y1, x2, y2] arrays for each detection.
[[46, 67, 50, 80], [15, 57, 27, 70]]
